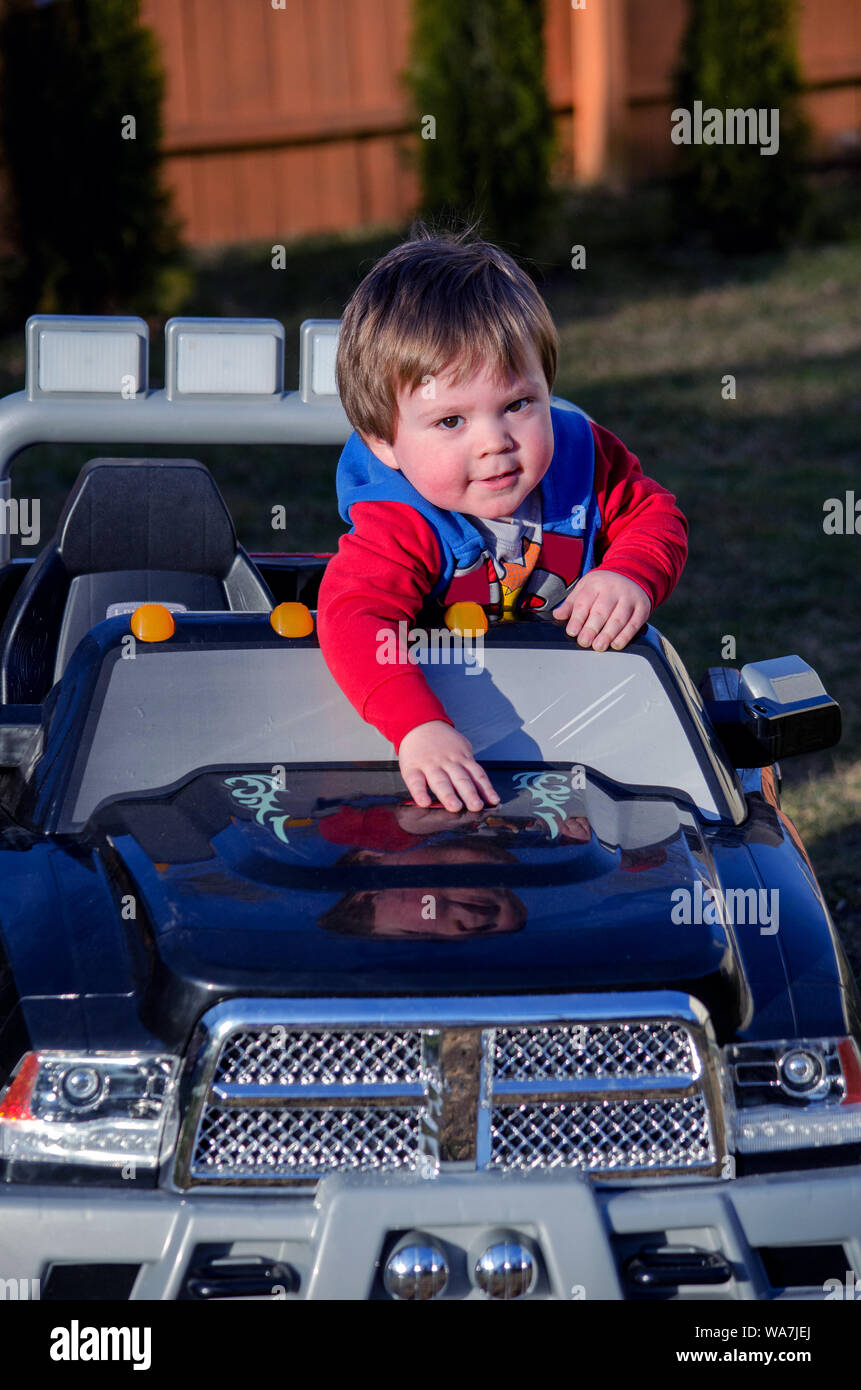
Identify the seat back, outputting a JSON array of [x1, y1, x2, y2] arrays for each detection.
[[0, 458, 273, 702]]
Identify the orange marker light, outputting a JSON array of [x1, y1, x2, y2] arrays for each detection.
[[270, 602, 314, 638], [444, 601, 488, 636], [131, 604, 176, 643]]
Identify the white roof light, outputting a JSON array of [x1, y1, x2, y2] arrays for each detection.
[[26, 316, 148, 398], [300, 320, 341, 402], [165, 318, 285, 399]]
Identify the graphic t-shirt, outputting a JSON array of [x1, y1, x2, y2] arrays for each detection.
[[466, 488, 542, 619]]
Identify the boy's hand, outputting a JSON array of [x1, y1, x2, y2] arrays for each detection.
[[552, 570, 651, 651], [398, 721, 500, 814]]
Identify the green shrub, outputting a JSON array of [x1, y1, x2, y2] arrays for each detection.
[[405, 0, 556, 255], [0, 0, 183, 320], [673, 0, 810, 252]]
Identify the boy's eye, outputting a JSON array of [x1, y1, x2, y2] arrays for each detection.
[[435, 399, 533, 429]]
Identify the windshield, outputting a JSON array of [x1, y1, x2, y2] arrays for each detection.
[[56, 633, 734, 831]]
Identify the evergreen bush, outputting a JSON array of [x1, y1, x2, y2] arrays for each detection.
[[0, 0, 183, 319], [405, 0, 556, 255], [673, 0, 810, 252]]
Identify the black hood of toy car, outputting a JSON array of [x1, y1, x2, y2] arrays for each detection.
[[91, 767, 746, 1044]]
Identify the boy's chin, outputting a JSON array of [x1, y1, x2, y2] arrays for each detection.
[[469, 493, 526, 520]]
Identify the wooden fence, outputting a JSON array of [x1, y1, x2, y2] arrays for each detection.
[[141, 0, 860, 247], [7, 0, 861, 250]]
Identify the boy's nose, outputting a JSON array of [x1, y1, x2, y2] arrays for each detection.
[[476, 420, 516, 454]]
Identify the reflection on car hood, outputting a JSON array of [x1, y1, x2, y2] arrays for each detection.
[[93, 767, 744, 1040]]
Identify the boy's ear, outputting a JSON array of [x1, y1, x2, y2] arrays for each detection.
[[360, 431, 400, 471]]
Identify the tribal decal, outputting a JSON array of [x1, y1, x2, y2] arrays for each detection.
[[511, 770, 573, 839], [224, 774, 292, 844]]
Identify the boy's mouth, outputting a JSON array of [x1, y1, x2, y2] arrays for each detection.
[[476, 466, 520, 490]]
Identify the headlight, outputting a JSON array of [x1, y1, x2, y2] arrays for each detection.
[[0, 1051, 178, 1176], [725, 1036, 861, 1152]]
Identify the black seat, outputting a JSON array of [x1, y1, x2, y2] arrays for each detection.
[[0, 458, 274, 703]]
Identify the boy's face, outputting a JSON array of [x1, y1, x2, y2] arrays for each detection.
[[364, 341, 555, 519]]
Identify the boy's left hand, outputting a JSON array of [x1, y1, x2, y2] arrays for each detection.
[[552, 570, 651, 651]]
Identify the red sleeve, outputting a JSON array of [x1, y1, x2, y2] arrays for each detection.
[[316, 500, 456, 752], [590, 422, 688, 609]]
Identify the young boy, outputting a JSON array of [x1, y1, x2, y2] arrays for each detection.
[[317, 227, 688, 815]]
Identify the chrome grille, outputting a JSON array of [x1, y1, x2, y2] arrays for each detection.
[[492, 1023, 696, 1082], [177, 1000, 722, 1188], [490, 1095, 712, 1172], [214, 1028, 423, 1087], [194, 1104, 423, 1177]]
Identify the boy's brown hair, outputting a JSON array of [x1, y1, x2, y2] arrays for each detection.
[[336, 222, 558, 444]]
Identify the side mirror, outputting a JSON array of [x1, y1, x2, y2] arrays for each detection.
[[700, 656, 840, 766]]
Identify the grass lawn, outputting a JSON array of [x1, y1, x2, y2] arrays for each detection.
[[0, 187, 858, 974]]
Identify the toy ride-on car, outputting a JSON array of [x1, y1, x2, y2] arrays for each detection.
[[0, 315, 856, 1302]]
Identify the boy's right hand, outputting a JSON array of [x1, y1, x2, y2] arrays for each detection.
[[397, 721, 500, 814]]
